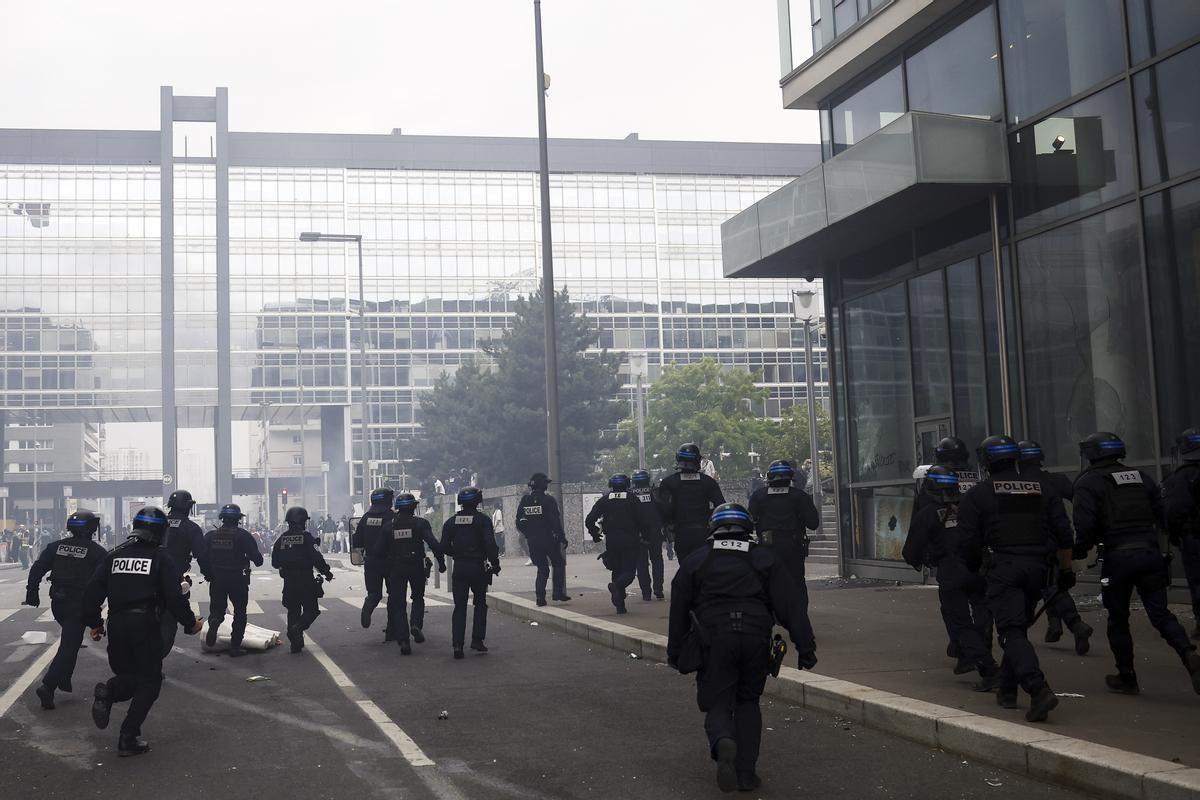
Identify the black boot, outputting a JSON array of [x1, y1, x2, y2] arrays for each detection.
[[470, 640, 488, 653], [946, 641, 960, 659], [411, 627, 425, 644], [654, 591, 665, 600], [536, 597, 547, 607], [715, 738, 737, 793], [118, 735, 151, 757], [228, 644, 247, 658], [1105, 672, 1140, 695], [996, 688, 1018, 709], [361, 595, 381, 629], [399, 639, 412, 655], [453, 645, 464, 660], [205, 623, 219, 648], [1044, 616, 1063, 643], [1071, 621, 1093, 656], [1025, 685, 1058, 722], [91, 682, 112, 730], [58, 677, 72, 693], [35, 684, 55, 710], [974, 665, 1001, 692], [953, 656, 976, 675], [553, 593, 571, 602], [737, 772, 762, 793], [288, 626, 304, 654]]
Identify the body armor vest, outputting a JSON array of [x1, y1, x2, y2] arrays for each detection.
[[1095, 463, 1155, 541], [388, 518, 425, 563], [991, 479, 1048, 550], [207, 527, 247, 571], [49, 537, 95, 599]]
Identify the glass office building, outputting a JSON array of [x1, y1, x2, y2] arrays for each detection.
[[726, 0, 1200, 578], [0, 87, 822, 524]]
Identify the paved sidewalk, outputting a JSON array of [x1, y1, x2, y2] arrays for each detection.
[[483, 554, 1199, 768]]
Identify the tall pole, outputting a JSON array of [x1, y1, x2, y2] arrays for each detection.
[[297, 344, 307, 510], [32, 414, 39, 529], [989, 192, 1013, 433], [635, 373, 646, 469], [261, 402, 271, 528], [357, 236, 372, 499], [534, 0, 563, 504], [803, 319, 822, 508]]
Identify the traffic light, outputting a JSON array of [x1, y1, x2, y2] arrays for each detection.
[[281, 488, 289, 505]]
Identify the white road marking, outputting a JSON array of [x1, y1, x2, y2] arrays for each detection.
[[0, 609, 18, 623], [37, 610, 55, 624], [338, 596, 448, 610], [4, 644, 38, 663], [303, 633, 435, 768], [0, 637, 56, 718]]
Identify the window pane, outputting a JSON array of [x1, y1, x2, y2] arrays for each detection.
[[906, 7, 1002, 120], [1144, 178, 1200, 456], [1018, 203, 1153, 467], [1127, 0, 1200, 63], [852, 486, 913, 561], [832, 65, 904, 155], [908, 271, 951, 417], [835, 0, 858, 36], [845, 284, 916, 483], [1010, 83, 1135, 232], [1133, 44, 1200, 187], [947, 258, 989, 450], [999, 0, 1124, 124]]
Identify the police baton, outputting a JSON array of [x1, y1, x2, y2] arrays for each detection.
[[1029, 591, 1062, 625]]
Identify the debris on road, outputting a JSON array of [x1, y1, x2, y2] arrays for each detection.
[[438, 710, 450, 720], [985, 778, 1003, 787], [628, 653, 640, 659], [245, 675, 271, 682], [21, 631, 48, 644]]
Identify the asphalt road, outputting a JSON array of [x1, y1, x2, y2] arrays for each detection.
[[0, 562, 1087, 799]]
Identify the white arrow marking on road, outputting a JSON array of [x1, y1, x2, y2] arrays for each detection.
[[0, 609, 17, 623], [0, 637, 56, 718]]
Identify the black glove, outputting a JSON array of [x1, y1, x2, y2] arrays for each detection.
[[23, 588, 39, 608], [1057, 569, 1077, 592], [490, 562, 501, 576], [438, 560, 447, 573], [323, 573, 334, 582], [1072, 544, 1089, 561], [589, 531, 601, 543], [797, 651, 817, 670]]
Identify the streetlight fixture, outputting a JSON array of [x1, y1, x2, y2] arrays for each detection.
[[296, 343, 307, 511], [629, 353, 649, 469], [259, 400, 272, 527], [299, 231, 371, 503], [792, 286, 823, 507]]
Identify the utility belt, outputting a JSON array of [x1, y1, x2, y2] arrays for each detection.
[[280, 566, 316, 580], [758, 529, 808, 554], [697, 602, 772, 635], [109, 602, 158, 617], [1105, 540, 1158, 553]]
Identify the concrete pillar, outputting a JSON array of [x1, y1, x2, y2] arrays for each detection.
[[159, 87, 177, 499], [214, 87, 233, 504]]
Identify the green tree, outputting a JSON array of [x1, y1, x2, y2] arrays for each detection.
[[599, 360, 776, 483], [409, 288, 622, 486], [764, 402, 835, 480]]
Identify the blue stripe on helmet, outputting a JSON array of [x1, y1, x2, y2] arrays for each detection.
[[711, 510, 751, 522], [1187, 435, 1200, 444], [767, 465, 792, 474], [677, 450, 700, 461], [1019, 447, 1042, 455], [986, 443, 1019, 454], [133, 512, 161, 525], [928, 473, 958, 485], [67, 518, 89, 526], [1098, 440, 1125, 449]]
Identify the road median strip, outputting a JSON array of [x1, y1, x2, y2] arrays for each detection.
[[469, 588, 1200, 800]]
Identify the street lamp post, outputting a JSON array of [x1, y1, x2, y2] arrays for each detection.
[[792, 287, 822, 508], [300, 232, 370, 502], [629, 353, 648, 469], [297, 343, 307, 510], [260, 400, 271, 527]]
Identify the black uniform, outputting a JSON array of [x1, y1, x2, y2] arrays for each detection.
[[80, 538, 197, 741], [667, 537, 808, 781], [1163, 461, 1200, 636], [27, 534, 107, 694], [1074, 460, 1196, 677], [271, 527, 333, 651], [586, 490, 647, 612], [1019, 464, 1090, 648], [203, 524, 263, 649], [658, 471, 726, 561], [383, 513, 444, 643], [160, 511, 211, 657], [957, 467, 1073, 701], [440, 509, 500, 648], [631, 483, 666, 599], [353, 503, 394, 615], [515, 490, 567, 603], [904, 500, 997, 678]]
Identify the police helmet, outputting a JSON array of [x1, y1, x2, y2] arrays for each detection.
[[284, 506, 309, 527], [369, 487, 395, 507], [631, 469, 651, 486], [528, 472, 552, 490], [976, 435, 1019, 469], [1176, 428, 1200, 462], [1017, 440, 1045, 466], [218, 503, 244, 524], [707, 502, 754, 539], [676, 443, 702, 472], [458, 486, 483, 507], [132, 506, 169, 543], [608, 474, 630, 492], [1079, 431, 1126, 463], [766, 459, 795, 484], [66, 509, 100, 538], [922, 466, 960, 504], [167, 489, 195, 511], [394, 492, 419, 512], [934, 437, 969, 467]]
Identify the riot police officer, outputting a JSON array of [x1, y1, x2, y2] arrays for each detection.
[[903, 468, 999, 687], [271, 506, 334, 654], [658, 443, 726, 561], [384, 493, 445, 654], [1017, 441, 1093, 654], [440, 486, 500, 659], [667, 503, 814, 793], [160, 489, 211, 657], [957, 435, 1074, 722], [748, 460, 819, 580], [203, 504, 263, 657], [631, 469, 666, 600], [914, 437, 980, 517], [354, 487, 395, 635], [1163, 428, 1200, 640], [81, 507, 202, 757], [516, 472, 569, 606], [586, 474, 647, 613], [1073, 432, 1200, 695], [23, 510, 108, 710]]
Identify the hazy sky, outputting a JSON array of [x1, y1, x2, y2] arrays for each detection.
[[2, 0, 818, 144]]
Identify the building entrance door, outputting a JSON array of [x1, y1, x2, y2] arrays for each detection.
[[915, 418, 951, 466]]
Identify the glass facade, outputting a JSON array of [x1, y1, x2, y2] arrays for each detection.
[[785, 0, 1200, 571]]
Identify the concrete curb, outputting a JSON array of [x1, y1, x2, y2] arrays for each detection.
[[470, 588, 1200, 800]]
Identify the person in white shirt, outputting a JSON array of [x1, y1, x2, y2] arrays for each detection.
[[491, 505, 506, 556]]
